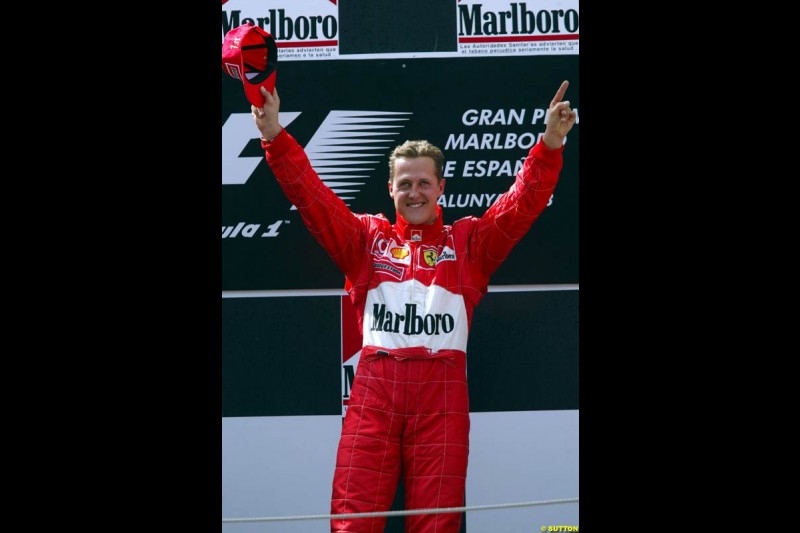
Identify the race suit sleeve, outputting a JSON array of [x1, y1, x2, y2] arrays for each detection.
[[470, 138, 564, 280], [263, 129, 366, 280]]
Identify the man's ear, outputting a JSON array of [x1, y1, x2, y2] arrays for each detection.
[[388, 180, 394, 198], [439, 178, 446, 196]]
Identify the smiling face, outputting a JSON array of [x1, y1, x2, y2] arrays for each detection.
[[388, 156, 445, 225]]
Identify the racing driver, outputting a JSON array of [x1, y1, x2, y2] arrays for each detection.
[[250, 80, 576, 533]]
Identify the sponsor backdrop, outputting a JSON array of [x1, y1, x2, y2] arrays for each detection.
[[222, 1, 579, 532]]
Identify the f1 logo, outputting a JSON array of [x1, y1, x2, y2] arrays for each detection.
[[222, 110, 412, 207]]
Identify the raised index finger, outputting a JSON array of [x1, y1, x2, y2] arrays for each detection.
[[550, 80, 569, 107]]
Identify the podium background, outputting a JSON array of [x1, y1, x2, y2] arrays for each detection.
[[222, 1, 579, 531]]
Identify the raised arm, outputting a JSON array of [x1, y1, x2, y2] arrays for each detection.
[[470, 80, 576, 281], [252, 86, 366, 280]]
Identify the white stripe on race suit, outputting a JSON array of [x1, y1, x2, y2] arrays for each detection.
[[362, 281, 469, 352]]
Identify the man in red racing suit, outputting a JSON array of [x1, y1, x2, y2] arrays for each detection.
[[252, 81, 576, 533]]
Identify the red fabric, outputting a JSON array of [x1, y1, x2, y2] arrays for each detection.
[[333, 351, 469, 533], [264, 129, 562, 532], [222, 23, 277, 107]]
